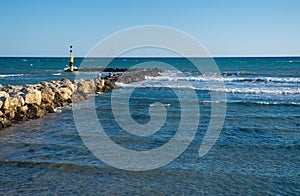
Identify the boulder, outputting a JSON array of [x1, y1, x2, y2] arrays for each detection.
[[0, 117, 11, 128], [71, 93, 86, 103], [61, 78, 75, 92], [27, 104, 45, 119], [5, 108, 15, 120], [0, 91, 10, 98], [10, 97, 22, 107], [101, 85, 112, 93], [7, 85, 22, 95], [41, 87, 55, 103], [105, 79, 115, 89], [76, 80, 95, 94], [18, 105, 29, 113], [58, 87, 73, 102], [42, 102, 56, 113], [15, 105, 29, 121], [24, 89, 42, 105], [17, 95, 25, 106], [0, 92, 11, 110], [3, 98, 11, 110], [94, 79, 105, 92]]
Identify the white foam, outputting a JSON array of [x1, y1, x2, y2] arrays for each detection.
[[149, 75, 300, 83], [201, 100, 300, 106], [150, 103, 171, 107], [221, 87, 300, 95], [288, 60, 300, 63], [116, 70, 300, 96], [52, 73, 62, 76], [0, 74, 24, 78], [54, 105, 72, 113], [235, 100, 300, 106]]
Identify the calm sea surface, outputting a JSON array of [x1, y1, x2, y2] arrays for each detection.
[[0, 57, 299, 195]]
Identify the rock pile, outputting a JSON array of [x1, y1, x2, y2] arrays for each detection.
[[0, 68, 161, 130], [117, 68, 161, 83]]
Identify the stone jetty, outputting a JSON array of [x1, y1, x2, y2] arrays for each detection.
[[0, 68, 161, 130], [78, 67, 129, 72]]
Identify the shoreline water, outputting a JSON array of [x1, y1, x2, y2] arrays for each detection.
[[0, 68, 161, 130]]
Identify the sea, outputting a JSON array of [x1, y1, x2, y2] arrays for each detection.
[[0, 57, 299, 195]]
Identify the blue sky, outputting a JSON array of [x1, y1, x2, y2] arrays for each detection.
[[0, 0, 299, 57]]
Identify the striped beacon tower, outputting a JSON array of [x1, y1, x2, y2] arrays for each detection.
[[69, 45, 74, 72]]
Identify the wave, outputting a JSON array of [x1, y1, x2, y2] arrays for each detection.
[[116, 82, 300, 95], [54, 105, 72, 113], [248, 101, 300, 106], [146, 75, 300, 84], [150, 103, 171, 107], [202, 100, 300, 106], [52, 73, 62, 76], [288, 60, 300, 63], [198, 87, 300, 95], [222, 71, 256, 76], [116, 82, 198, 90], [220, 87, 300, 95], [0, 74, 25, 78], [229, 77, 300, 84]]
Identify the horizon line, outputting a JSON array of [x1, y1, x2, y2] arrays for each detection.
[[0, 55, 300, 58]]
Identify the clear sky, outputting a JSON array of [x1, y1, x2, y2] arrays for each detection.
[[0, 0, 299, 57]]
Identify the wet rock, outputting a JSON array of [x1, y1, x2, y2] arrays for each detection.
[[42, 102, 56, 113], [27, 104, 45, 119], [71, 93, 86, 103], [95, 79, 105, 92], [0, 117, 11, 128], [15, 105, 29, 121], [5, 108, 15, 120], [105, 79, 115, 89], [53, 93, 68, 107], [101, 85, 112, 93]]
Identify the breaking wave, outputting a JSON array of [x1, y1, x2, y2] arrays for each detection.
[[0, 74, 25, 78], [146, 75, 300, 84]]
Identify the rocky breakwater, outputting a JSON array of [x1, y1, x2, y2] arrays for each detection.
[[0, 68, 161, 130]]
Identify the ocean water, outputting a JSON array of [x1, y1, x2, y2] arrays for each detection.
[[0, 57, 299, 194]]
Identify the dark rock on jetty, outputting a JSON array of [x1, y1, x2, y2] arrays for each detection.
[[78, 67, 128, 72], [0, 68, 161, 130]]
